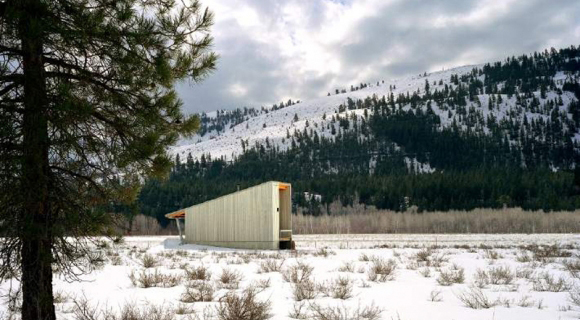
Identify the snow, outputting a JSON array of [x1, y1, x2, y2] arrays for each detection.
[[2, 234, 579, 319]]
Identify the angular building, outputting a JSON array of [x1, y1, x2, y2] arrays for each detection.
[[166, 181, 293, 249]]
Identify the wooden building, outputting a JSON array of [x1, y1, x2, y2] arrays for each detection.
[[165, 181, 292, 249]]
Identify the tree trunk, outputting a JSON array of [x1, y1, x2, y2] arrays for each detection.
[[18, 0, 55, 319]]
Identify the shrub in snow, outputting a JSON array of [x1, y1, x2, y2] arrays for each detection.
[[184, 265, 212, 281], [181, 281, 215, 302], [418, 267, 432, 278], [139, 254, 159, 268], [436, 264, 465, 286], [564, 259, 580, 278], [429, 289, 443, 302], [73, 295, 174, 320], [53, 290, 69, 304], [358, 253, 372, 262], [174, 303, 195, 315], [258, 258, 285, 273], [487, 265, 514, 285], [337, 261, 355, 273], [454, 287, 496, 309], [288, 301, 308, 319], [292, 279, 317, 301], [367, 258, 397, 282], [109, 255, 123, 266], [215, 287, 272, 320], [415, 248, 432, 264], [570, 285, 580, 307], [532, 271, 571, 292], [282, 261, 314, 284], [473, 268, 489, 288], [515, 266, 534, 280], [318, 275, 354, 300], [313, 248, 335, 257], [128, 269, 181, 288], [529, 244, 572, 260], [308, 302, 382, 320], [254, 278, 271, 290], [515, 250, 532, 263], [517, 295, 535, 308], [482, 249, 502, 260], [218, 268, 244, 289]]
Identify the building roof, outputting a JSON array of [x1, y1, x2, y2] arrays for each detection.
[[164, 180, 290, 220], [165, 210, 185, 219]]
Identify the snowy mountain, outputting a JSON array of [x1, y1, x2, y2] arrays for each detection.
[[172, 52, 580, 172], [172, 65, 476, 160], [139, 47, 580, 216]]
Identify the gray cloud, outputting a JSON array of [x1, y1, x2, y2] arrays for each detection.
[[177, 0, 580, 113]]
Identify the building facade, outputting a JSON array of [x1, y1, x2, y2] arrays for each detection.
[[167, 181, 292, 249]]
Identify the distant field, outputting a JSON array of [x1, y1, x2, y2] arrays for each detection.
[[293, 209, 580, 234], [293, 233, 580, 249], [2, 234, 578, 320], [124, 209, 580, 236]]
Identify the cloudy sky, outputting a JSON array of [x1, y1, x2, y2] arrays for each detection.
[[176, 0, 580, 114]]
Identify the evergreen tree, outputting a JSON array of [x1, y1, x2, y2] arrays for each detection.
[[0, 0, 216, 318]]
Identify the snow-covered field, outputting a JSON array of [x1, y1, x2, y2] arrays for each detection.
[[2, 234, 580, 319]]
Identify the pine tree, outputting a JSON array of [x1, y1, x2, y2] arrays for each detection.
[[0, 1, 216, 318], [187, 153, 195, 171], [175, 154, 182, 173]]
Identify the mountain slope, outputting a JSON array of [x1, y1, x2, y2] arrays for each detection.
[[172, 51, 580, 172], [137, 46, 580, 221]]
